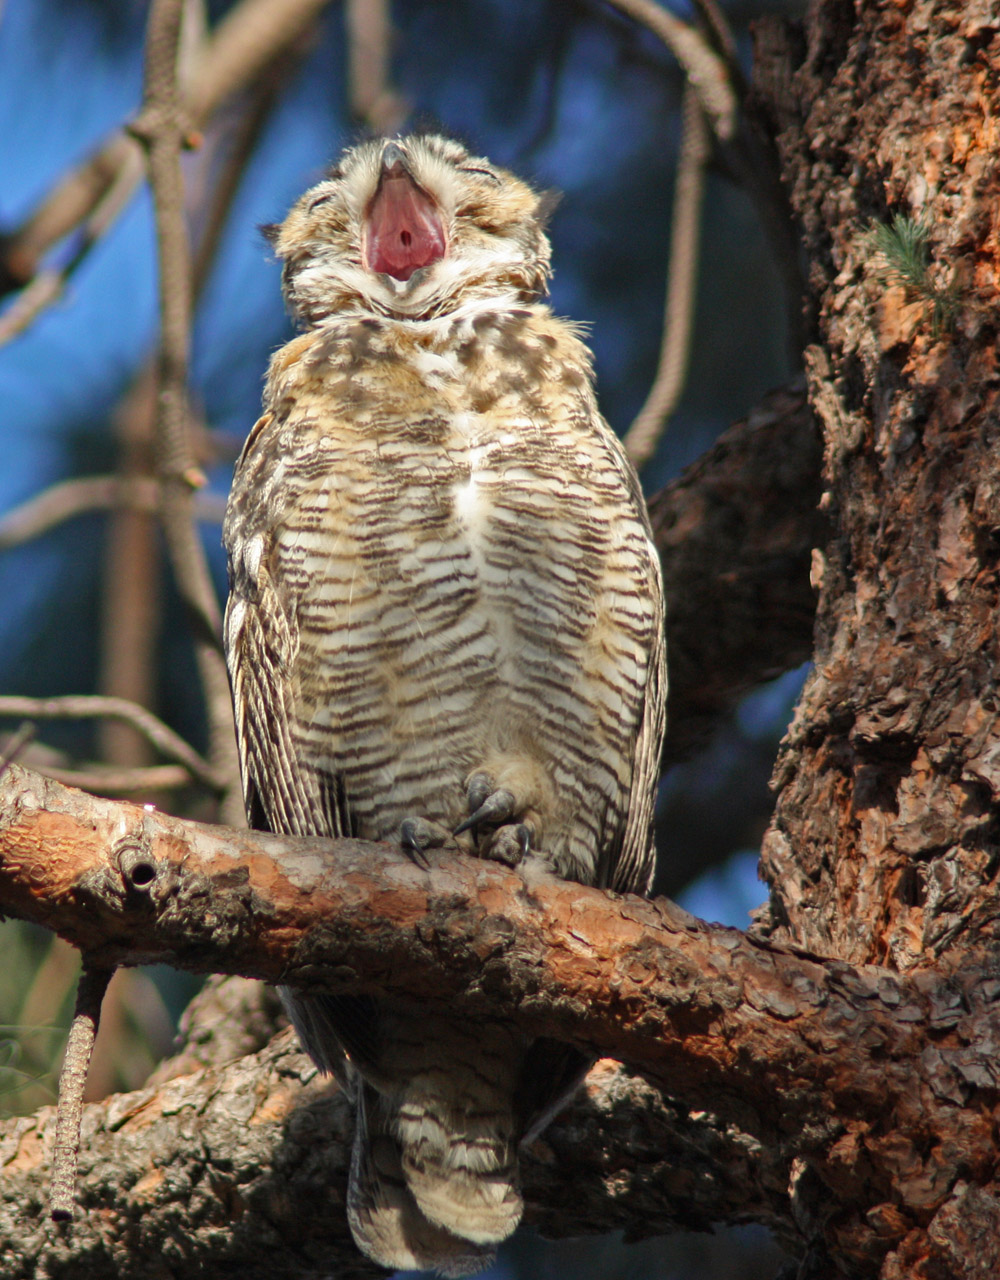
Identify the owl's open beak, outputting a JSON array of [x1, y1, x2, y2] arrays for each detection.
[[364, 145, 447, 282]]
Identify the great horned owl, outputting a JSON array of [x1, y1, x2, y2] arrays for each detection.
[[223, 134, 666, 1275]]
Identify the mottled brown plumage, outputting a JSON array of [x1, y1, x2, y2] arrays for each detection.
[[223, 134, 666, 1275]]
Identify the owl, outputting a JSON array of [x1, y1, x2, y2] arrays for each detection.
[[223, 134, 666, 1275]]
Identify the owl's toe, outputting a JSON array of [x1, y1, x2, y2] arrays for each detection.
[[399, 816, 449, 868], [454, 785, 516, 836], [464, 771, 493, 815], [482, 823, 532, 868]]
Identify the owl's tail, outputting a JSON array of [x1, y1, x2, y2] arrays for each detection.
[[281, 989, 526, 1274], [348, 1081, 508, 1276], [348, 1020, 525, 1275]]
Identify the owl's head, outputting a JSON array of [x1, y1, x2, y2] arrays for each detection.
[[266, 134, 555, 325]]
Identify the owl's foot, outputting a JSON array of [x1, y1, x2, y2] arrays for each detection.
[[455, 773, 533, 868], [399, 816, 450, 869]]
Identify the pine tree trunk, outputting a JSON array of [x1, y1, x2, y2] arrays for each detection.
[[755, 1, 1000, 1273]]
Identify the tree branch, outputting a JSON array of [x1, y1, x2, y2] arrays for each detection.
[[601, 0, 737, 142], [0, 696, 222, 791], [2, 760, 999, 1274], [0, 475, 226, 550], [0, 1028, 794, 1279], [651, 379, 823, 761], [345, 0, 409, 131], [623, 82, 712, 471]]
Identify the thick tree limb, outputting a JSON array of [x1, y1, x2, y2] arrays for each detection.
[[651, 379, 823, 761], [2, 762, 999, 1274], [0, 1032, 792, 1280]]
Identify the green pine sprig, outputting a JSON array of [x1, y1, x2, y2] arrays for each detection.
[[867, 214, 957, 336]]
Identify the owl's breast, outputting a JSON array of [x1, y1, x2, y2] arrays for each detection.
[[256, 311, 656, 869]]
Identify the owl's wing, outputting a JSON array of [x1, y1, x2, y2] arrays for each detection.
[[613, 600, 666, 895], [225, 582, 351, 841], [598, 529, 668, 898], [224, 412, 373, 1085], [223, 413, 350, 842]]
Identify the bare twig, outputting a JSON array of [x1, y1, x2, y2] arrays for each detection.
[[190, 56, 303, 290], [605, 0, 806, 363], [0, 695, 221, 789], [50, 965, 113, 1221], [601, 0, 737, 141], [0, 721, 35, 782], [0, 477, 120, 547], [0, 136, 136, 298], [690, 0, 742, 85], [0, 149, 144, 348], [624, 82, 711, 469], [29, 764, 194, 794], [0, 475, 225, 550], [132, 0, 241, 820], [0, 0, 334, 337], [346, 0, 409, 131]]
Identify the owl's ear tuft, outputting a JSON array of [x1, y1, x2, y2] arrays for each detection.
[[259, 222, 281, 246], [534, 188, 562, 228]]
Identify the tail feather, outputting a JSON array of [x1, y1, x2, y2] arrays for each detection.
[[348, 1083, 496, 1277], [395, 1078, 522, 1244], [388, 1016, 524, 1244]]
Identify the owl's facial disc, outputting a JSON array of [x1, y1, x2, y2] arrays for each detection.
[[364, 147, 446, 282]]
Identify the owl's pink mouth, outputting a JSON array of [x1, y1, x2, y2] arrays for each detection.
[[364, 163, 446, 282]]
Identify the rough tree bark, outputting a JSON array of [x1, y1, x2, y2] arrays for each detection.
[[3, 2, 1000, 1278], [752, 0, 1000, 1274]]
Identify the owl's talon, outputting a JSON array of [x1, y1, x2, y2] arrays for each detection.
[[466, 771, 493, 814], [454, 787, 516, 836], [399, 816, 447, 868]]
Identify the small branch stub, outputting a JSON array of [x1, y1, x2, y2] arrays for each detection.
[[117, 841, 160, 893]]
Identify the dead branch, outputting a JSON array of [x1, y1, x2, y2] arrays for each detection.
[[602, 0, 737, 141], [0, 696, 221, 790], [0, 722, 34, 782], [346, 0, 409, 132], [651, 379, 823, 761], [0, 476, 226, 550], [15, 762, 198, 794], [48, 966, 112, 1221], [0, 143, 145, 344]]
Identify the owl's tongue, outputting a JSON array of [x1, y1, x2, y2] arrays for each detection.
[[365, 167, 446, 282]]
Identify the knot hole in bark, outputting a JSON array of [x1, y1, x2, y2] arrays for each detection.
[[115, 841, 159, 894]]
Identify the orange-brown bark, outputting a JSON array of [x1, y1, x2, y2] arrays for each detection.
[[3, 762, 1000, 1275], [749, 0, 1000, 1274]]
